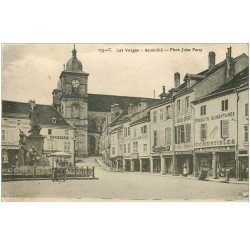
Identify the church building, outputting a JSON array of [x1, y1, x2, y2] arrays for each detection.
[[52, 45, 157, 158]]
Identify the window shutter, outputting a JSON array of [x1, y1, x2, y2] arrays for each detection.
[[221, 120, 229, 138], [174, 126, 178, 143], [222, 100, 224, 111], [225, 100, 228, 110], [204, 105, 206, 115], [185, 124, 191, 142], [220, 120, 223, 137]]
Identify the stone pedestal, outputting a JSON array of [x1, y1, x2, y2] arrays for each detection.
[[26, 134, 45, 166], [26, 134, 45, 154]]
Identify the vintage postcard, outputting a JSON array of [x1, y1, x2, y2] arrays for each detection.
[[1, 43, 249, 201]]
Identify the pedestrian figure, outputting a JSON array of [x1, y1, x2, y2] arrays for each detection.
[[182, 163, 188, 177], [241, 164, 248, 181], [15, 154, 18, 167]]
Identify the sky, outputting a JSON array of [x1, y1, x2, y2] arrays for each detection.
[[1, 43, 248, 105]]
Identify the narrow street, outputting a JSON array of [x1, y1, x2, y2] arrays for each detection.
[[2, 157, 249, 201]]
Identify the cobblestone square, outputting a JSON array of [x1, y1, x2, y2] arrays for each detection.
[[2, 157, 248, 201]]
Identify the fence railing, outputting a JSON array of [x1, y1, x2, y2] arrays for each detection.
[[2, 166, 95, 181]]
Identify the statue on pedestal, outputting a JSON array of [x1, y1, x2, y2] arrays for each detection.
[[28, 100, 42, 135]]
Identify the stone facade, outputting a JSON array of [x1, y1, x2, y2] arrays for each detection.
[[2, 103, 75, 167], [101, 47, 249, 181]]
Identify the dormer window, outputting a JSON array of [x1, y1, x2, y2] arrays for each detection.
[[52, 118, 57, 124]]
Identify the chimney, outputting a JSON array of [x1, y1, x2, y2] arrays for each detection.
[[208, 51, 216, 69], [163, 86, 166, 93], [111, 104, 115, 114], [114, 103, 120, 115], [140, 99, 148, 111], [110, 105, 116, 122], [174, 72, 180, 88], [128, 103, 134, 116], [225, 46, 234, 82]]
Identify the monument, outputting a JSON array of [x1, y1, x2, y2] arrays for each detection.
[[26, 99, 45, 154], [18, 100, 48, 166]]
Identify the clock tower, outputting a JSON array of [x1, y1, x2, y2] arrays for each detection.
[[53, 45, 89, 157]]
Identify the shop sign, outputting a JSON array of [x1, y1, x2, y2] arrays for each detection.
[[49, 135, 69, 140], [195, 146, 235, 152], [195, 111, 235, 123], [195, 139, 235, 148], [152, 145, 170, 152]]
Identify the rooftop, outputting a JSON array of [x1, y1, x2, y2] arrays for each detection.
[[2, 100, 73, 128], [88, 93, 159, 112], [193, 67, 249, 104]]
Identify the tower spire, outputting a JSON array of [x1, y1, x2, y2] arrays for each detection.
[[71, 44, 77, 58]]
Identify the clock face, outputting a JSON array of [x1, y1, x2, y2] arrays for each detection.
[[71, 79, 80, 87]]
